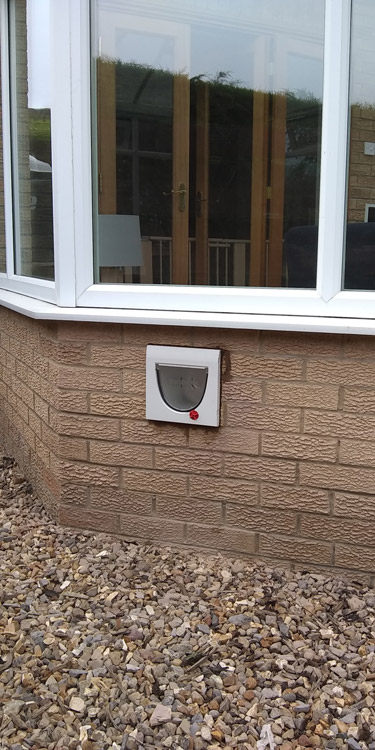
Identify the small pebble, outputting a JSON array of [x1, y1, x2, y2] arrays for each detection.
[[0, 454, 374, 749]]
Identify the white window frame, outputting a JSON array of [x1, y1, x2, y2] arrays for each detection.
[[3, 0, 375, 331], [0, 0, 56, 302]]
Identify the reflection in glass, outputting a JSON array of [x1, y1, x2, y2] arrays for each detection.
[[10, 0, 54, 280], [92, 0, 324, 288], [0, 42, 6, 273], [344, 0, 375, 290]]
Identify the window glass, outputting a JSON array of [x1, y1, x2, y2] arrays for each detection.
[[11, 0, 54, 280], [344, 0, 375, 290], [0, 42, 6, 273], [92, 0, 324, 288]]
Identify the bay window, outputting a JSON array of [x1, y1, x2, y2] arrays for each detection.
[[0, 32, 6, 273], [1, 0, 375, 332]]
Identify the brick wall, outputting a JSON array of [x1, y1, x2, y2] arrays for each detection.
[[2, 306, 375, 582], [347, 105, 375, 222]]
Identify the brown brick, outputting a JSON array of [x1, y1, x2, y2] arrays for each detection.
[[34, 394, 49, 422], [186, 523, 256, 553], [59, 507, 119, 533], [15, 398, 28, 424], [59, 437, 88, 461], [156, 495, 222, 524], [343, 387, 375, 412], [12, 376, 33, 409], [307, 359, 375, 387], [189, 475, 258, 503], [335, 544, 375, 572], [122, 468, 187, 496], [91, 487, 152, 514], [35, 437, 49, 465], [123, 324, 194, 347], [90, 440, 153, 468], [58, 322, 122, 342], [5, 353, 16, 374], [226, 505, 296, 534], [15, 360, 29, 384], [28, 411, 42, 438], [224, 454, 296, 484], [300, 513, 375, 547], [0, 332, 10, 351], [121, 420, 187, 447], [39, 377, 56, 407], [261, 484, 329, 513], [262, 433, 337, 462], [58, 414, 120, 441], [155, 447, 222, 475], [23, 365, 42, 394], [61, 484, 89, 506], [261, 331, 342, 357], [90, 345, 145, 368], [304, 410, 375, 439], [123, 370, 146, 394], [300, 462, 375, 495], [41, 422, 59, 454], [259, 535, 332, 565], [120, 515, 185, 543], [226, 404, 301, 432], [189, 427, 258, 455], [60, 461, 119, 486], [340, 439, 375, 467], [334, 491, 375, 519], [34, 353, 50, 380], [343, 338, 375, 360], [90, 393, 144, 419], [266, 382, 339, 409], [231, 355, 303, 380], [39, 337, 88, 365], [220, 380, 263, 403], [56, 391, 89, 414], [193, 328, 259, 352], [59, 367, 121, 392]]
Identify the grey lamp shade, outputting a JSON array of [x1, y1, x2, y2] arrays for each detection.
[[156, 364, 208, 412], [98, 214, 142, 267]]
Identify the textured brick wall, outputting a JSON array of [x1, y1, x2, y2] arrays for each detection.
[[0, 307, 59, 514], [2, 306, 375, 582]]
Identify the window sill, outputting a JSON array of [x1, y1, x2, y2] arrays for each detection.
[[1, 287, 375, 335]]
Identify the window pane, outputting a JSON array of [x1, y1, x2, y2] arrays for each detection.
[[344, 0, 375, 290], [11, 0, 54, 280], [0, 42, 6, 273], [92, 0, 324, 288]]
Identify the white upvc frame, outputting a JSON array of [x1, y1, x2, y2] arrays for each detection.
[[74, 0, 368, 321], [0, 0, 57, 303], [3, 0, 375, 329]]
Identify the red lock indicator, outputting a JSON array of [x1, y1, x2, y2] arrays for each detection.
[[189, 409, 199, 421]]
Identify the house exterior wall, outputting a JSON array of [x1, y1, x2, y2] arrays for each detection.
[[1, 305, 375, 582], [347, 105, 375, 222]]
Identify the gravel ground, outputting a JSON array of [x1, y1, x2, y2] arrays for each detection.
[[0, 457, 375, 750]]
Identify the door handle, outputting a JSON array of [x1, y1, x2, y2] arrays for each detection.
[[163, 183, 187, 212]]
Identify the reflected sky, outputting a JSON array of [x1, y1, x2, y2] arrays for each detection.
[[25, 1, 375, 111], [351, 0, 375, 107], [27, 0, 51, 109], [96, 0, 324, 99]]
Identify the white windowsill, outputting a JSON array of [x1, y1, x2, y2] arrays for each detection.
[[1, 287, 375, 335]]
